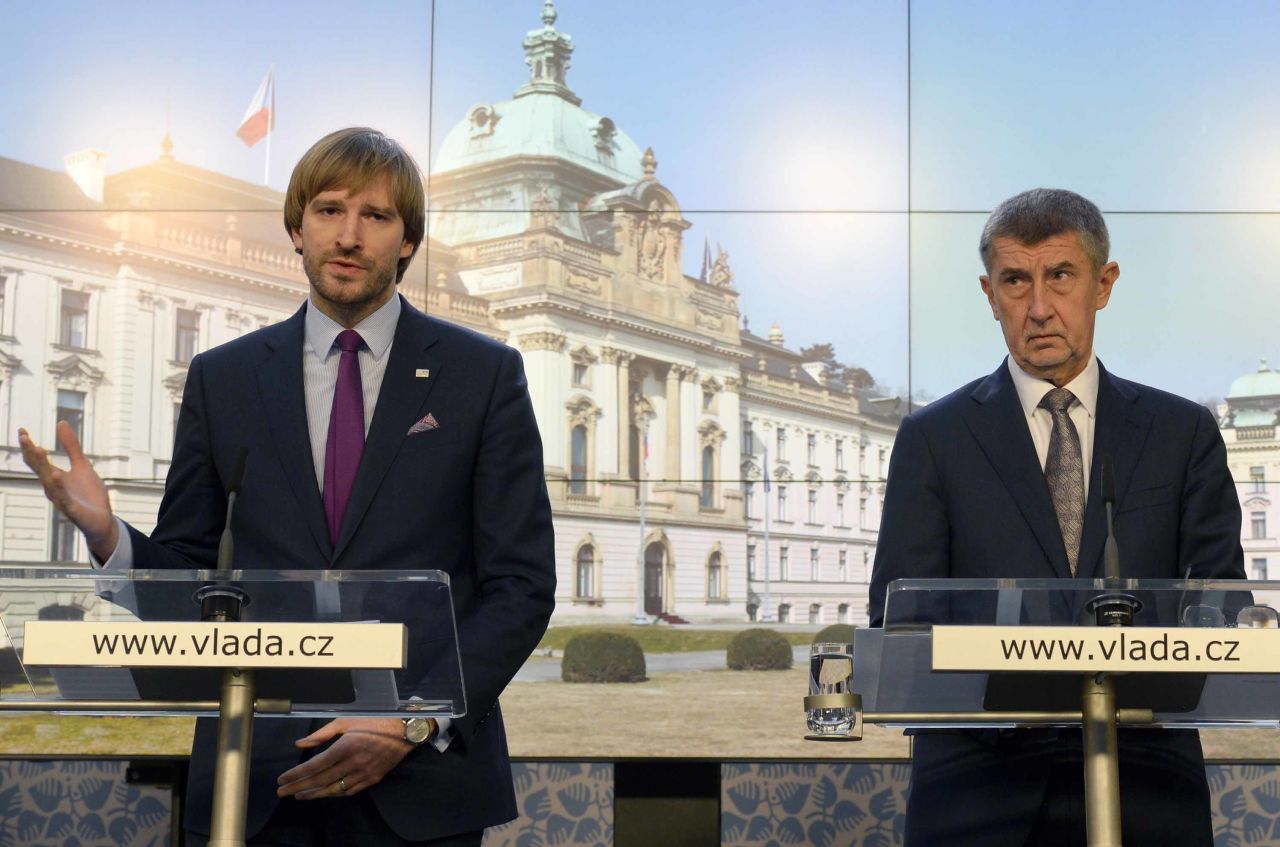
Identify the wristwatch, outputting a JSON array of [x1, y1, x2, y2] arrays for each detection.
[[402, 717, 435, 745]]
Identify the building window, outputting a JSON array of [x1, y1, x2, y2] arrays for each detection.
[[51, 509, 79, 562], [1251, 558, 1267, 580], [747, 544, 756, 579], [707, 552, 723, 599], [810, 548, 820, 581], [743, 421, 754, 454], [743, 481, 754, 518], [778, 604, 791, 624], [702, 390, 714, 412], [57, 390, 86, 445], [836, 492, 846, 525], [701, 446, 715, 508], [0, 274, 7, 331], [570, 425, 588, 495], [807, 488, 818, 523], [175, 308, 200, 363], [1251, 466, 1266, 494], [777, 485, 788, 521], [60, 289, 89, 348], [1253, 511, 1267, 539], [780, 546, 789, 580], [838, 603, 850, 624], [859, 443, 867, 475], [776, 427, 786, 460], [808, 604, 821, 625], [576, 545, 595, 597], [807, 433, 817, 465], [859, 496, 868, 528], [835, 439, 845, 471], [839, 549, 848, 581], [878, 447, 887, 478], [572, 362, 589, 386]]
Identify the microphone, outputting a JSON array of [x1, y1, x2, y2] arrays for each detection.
[[1101, 455, 1120, 581], [215, 447, 248, 572]]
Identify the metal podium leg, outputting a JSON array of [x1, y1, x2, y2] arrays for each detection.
[[1082, 673, 1123, 847], [208, 667, 256, 847]]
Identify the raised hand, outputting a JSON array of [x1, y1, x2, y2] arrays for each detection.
[[18, 421, 118, 561]]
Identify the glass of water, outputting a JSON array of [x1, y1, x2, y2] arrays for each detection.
[[807, 641, 855, 736]]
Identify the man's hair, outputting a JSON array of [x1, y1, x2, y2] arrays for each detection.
[[979, 188, 1110, 272], [283, 127, 425, 282]]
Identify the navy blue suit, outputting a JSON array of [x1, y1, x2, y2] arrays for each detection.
[[869, 359, 1243, 847], [126, 296, 556, 840]]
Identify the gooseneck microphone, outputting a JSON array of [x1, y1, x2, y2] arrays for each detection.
[[1101, 455, 1121, 581], [1089, 453, 1139, 626], [201, 447, 250, 622], [215, 447, 249, 572]]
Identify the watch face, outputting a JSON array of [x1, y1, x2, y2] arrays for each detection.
[[404, 718, 432, 744]]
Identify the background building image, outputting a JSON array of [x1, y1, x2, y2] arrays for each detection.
[[0, 3, 903, 628]]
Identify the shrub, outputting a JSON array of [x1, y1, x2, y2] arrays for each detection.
[[726, 628, 793, 670], [561, 632, 647, 683], [812, 624, 856, 647]]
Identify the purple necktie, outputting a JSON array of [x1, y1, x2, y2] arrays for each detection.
[[323, 329, 365, 546]]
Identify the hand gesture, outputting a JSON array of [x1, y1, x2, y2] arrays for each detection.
[[18, 422, 118, 561], [277, 717, 425, 799]]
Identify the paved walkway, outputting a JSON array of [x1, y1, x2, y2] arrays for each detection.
[[513, 645, 809, 682]]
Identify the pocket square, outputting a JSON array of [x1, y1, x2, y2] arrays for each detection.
[[407, 413, 440, 435]]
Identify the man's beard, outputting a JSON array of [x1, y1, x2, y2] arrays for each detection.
[[304, 250, 396, 310]]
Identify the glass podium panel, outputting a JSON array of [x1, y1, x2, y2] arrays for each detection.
[[856, 578, 1280, 727], [0, 567, 463, 719]]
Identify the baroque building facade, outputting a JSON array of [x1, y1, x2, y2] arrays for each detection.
[[1219, 360, 1280, 585]]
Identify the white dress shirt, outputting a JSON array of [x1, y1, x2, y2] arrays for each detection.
[[1006, 353, 1100, 501]]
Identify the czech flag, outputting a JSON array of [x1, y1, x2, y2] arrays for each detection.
[[236, 68, 275, 148]]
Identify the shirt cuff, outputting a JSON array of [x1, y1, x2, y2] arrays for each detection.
[[88, 517, 133, 569], [429, 717, 454, 753]]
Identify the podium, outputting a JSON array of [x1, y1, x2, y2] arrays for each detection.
[[0, 566, 464, 847], [809, 578, 1280, 847]]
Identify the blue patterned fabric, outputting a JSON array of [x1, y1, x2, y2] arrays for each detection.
[[0, 760, 169, 847], [482, 762, 613, 847]]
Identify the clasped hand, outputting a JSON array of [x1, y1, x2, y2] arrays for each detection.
[[277, 718, 414, 800]]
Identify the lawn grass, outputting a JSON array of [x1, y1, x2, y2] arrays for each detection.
[[536, 624, 816, 653]]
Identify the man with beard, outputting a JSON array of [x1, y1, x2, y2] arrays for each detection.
[[21, 127, 556, 846], [868, 188, 1243, 846]]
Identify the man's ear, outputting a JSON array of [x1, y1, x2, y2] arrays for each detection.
[[979, 275, 1000, 320], [1095, 261, 1119, 310], [400, 239, 416, 259], [290, 228, 304, 253]]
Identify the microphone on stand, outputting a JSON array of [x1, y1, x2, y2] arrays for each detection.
[[1089, 454, 1139, 627], [200, 447, 250, 622], [1101, 455, 1121, 581]]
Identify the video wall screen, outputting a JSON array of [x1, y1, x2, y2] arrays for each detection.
[[1, 0, 1277, 760]]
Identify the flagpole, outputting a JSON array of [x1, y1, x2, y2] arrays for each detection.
[[633, 422, 650, 625], [761, 444, 775, 622]]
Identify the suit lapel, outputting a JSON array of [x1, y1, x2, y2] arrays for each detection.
[[962, 362, 1072, 577], [1076, 362, 1152, 578], [332, 298, 443, 563], [256, 305, 333, 561]]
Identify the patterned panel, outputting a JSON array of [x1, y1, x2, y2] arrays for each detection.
[[483, 762, 613, 847], [0, 760, 170, 847], [721, 762, 910, 847], [1209, 764, 1280, 847]]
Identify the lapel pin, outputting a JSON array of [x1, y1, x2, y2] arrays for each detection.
[[415, 368, 431, 379]]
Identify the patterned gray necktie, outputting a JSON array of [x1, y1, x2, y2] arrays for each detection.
[[1040, 387, 1084, 575]]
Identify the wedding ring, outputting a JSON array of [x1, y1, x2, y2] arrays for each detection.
[[337, 778, 349, 793]]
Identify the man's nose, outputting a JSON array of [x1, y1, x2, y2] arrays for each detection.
[[1027, 281, 1054, 321], [336, 215, 362, 250]]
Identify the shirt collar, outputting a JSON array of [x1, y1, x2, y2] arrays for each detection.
[[1007, 352, 1099, 421], [304, 293, 401, 361]]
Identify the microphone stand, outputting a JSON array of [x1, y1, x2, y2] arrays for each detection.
[[1080, 455, 1139, 846], [192, 448, 258, 847]]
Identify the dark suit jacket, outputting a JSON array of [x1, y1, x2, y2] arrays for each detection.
[[868, 359, 1243, 847], [125, 296, 556, 840]]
